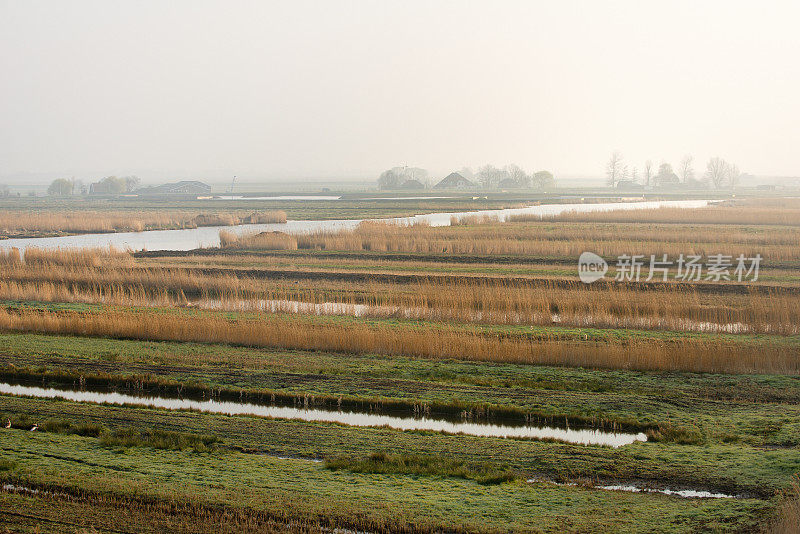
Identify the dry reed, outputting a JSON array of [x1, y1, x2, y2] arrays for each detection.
[[524, 204, 800, 226], [220, 231, 298, 250], [0, 210, 286, 236], [217, 218, 800, 260], [3, 250, 798, 334], [0, 306, 795, 374], [767, 478, 800, 534]]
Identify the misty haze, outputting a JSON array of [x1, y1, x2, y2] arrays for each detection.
[[1, 2, 799, 533]]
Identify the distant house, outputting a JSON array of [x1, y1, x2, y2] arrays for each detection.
[[654, 174, 680, 187], [615, 180, 644, 190], [434, 172, 474, 189], [136, 181, 211, 196], [398, 179, 425, 190]]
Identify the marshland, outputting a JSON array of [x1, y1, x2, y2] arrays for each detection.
[[0, 193, 798, 532], [8, 1, 800, 529]]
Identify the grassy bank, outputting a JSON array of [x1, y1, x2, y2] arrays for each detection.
[[0, 420, 778, 532]]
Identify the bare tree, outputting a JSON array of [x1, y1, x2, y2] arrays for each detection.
[[123, 175, 141, 192], [377, 166, 428, 189], [654, 162, 679, 186], [477, 165, 507, 189], [643, 160, 653, 187], [532, 170, 555, 189], [726, 163, 740, 188], [606, 151, 624, 188], [505, 164, 530, 187], [705, 157, 738, 189], [47, 178, 74, 196], [630, 167, 639, 184], [679, 155, 694, 183], [377, 168, 402, 189]]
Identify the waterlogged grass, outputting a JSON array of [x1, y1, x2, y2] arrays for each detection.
[[326, 452, 520, 485], [2, 394, 799, 499], [1, 331, 800, 444], [0, 430, 775, 533], [0, 459, 16, 471], [1, 411, 219, 452], [5, 298, 800, 348], [98, 427, 219, 452], [147, 252, 800, 284]]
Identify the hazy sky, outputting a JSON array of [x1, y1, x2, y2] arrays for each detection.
[[1, 0, 799, 183]]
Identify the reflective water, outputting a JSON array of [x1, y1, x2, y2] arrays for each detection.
[[526, 478, 738, 499], [217, 195, 460, 200], [0, 383, 646, 447], [0, 199, 709, 252], [597, 484, 737, 499], [215, 195, 343, 200], [196, 299, 783, 335]]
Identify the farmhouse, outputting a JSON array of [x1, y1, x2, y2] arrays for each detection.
[[434, 172, 475, 189], [398, 179, 425, 190], [136, 181, 211, 196]]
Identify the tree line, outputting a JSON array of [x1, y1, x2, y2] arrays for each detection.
[[47, 176, 140, 196], [378, 165, 554, 190], [606, 152, 742, 189]]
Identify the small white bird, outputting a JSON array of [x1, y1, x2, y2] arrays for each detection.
[[29, 424, 38, 432], [3, 419, 10, 429]]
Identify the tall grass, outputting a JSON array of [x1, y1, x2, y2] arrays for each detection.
[[0, 209, 286, 236], [218, 219, 800, 260], [449, 214, 499, 226], [221, 230, 298, 250], [524, 204, 800, 226], [767, 478, 800, 534], [99, 428, 219, 452], [3, 254, 798, 334], [0, 306, 795, 374]]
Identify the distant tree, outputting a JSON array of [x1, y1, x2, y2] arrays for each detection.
[[505, 164, 530, 187], [90, 176, 127, 194], [630, 167, 639, 184], [70, 178, 85, 196], [378, 168, 403, 190], [606, 151, 624, 187], [123, 175, 140, 192], [47, 178, 74, 196], [679, 155, 695, 183], [0, 184, 9, 197], [377, 167, 429, 190], [654, 163, 680, 186], [532, 170, 555, 189], [705, 157, 739, 189], [727, 163, 740, 188], [643, 160, 654, 187], [705, 158, 726, 188], [404, 167, 429, 187], [476, 165, 508, 189]]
